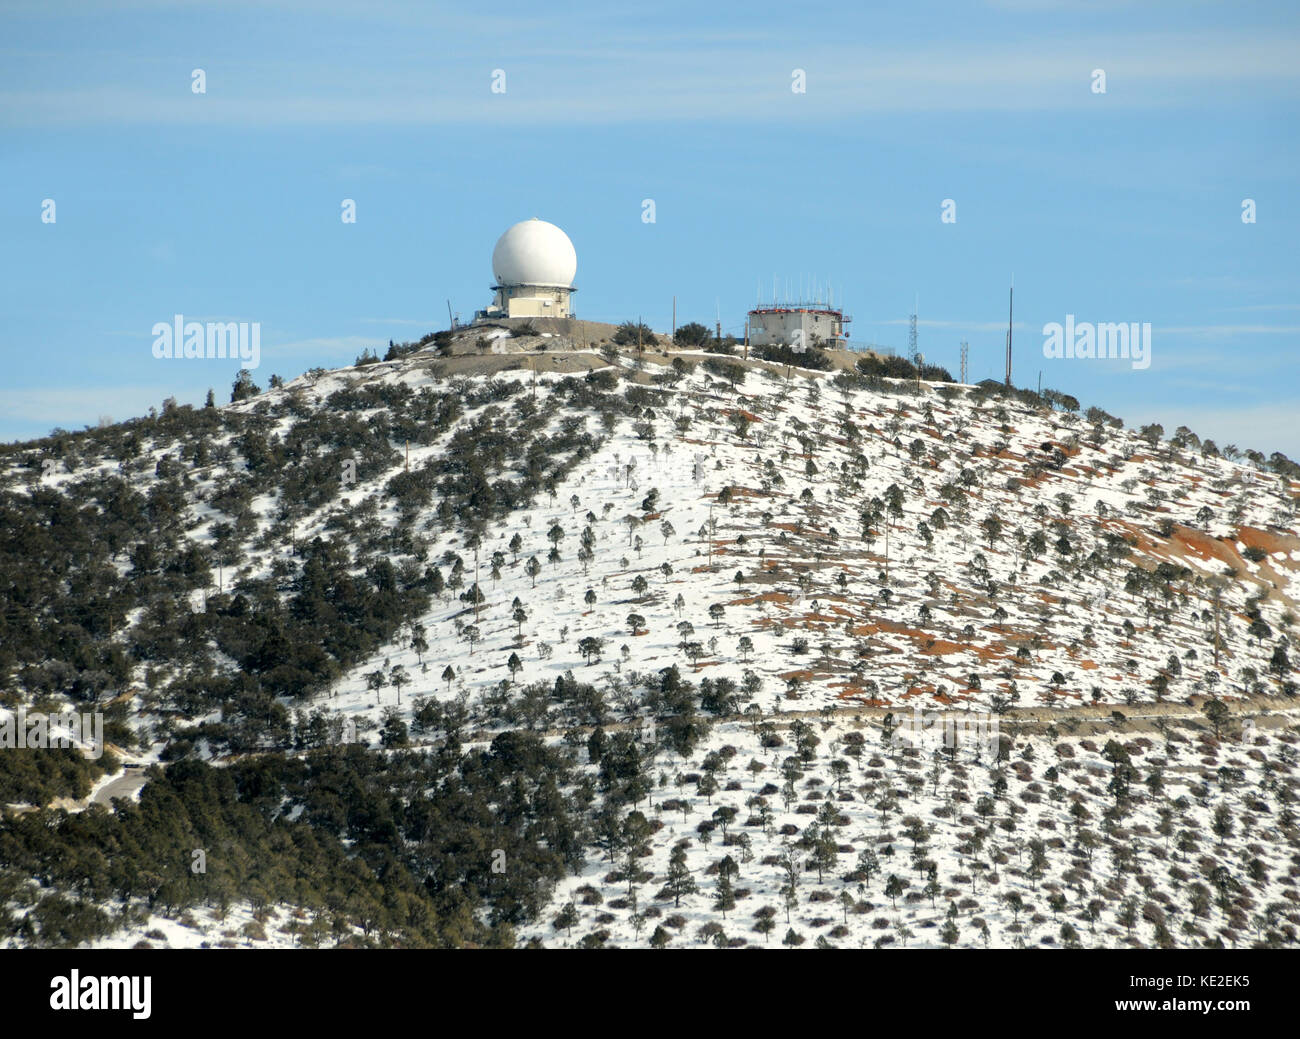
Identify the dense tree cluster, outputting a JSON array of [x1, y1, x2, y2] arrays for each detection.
[[754, 342, 833, 371], [0, 731, 586, 947], [0, 369, 646, 797]]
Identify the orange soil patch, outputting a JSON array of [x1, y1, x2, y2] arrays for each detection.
[[1124, 521, 1296, 604], [728, 590, 793, 607], [836, 693, 889, 706], [919, 639, 963, 656], [849, 618, 1011, 661], [1235, 525, 1300, 561], [971, 638, 1014, 663], [1168, 525, 1244, 568], [847, 618, 924, 639], [1101, 518, 1158, 555], [793, 611, 841, 625]]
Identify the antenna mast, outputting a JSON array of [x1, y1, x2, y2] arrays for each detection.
[[1004, 277, 1014, 387], [908, 294, 918, 366]]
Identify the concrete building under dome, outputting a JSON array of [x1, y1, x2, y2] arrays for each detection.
[[475, 218, 577, 321]]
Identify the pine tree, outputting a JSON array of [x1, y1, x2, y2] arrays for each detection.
[[713, 872, 736, 919], [663, 845, 697, 907]]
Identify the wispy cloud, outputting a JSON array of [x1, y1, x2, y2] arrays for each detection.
[[1122, 338, 1297, 374], [1216, 303, 1300, 313], [1164, 275, 1265, 292], [4, 30, 1297, 127], [1156, 324, 1300, 336], [878, 319, 1025, 332]]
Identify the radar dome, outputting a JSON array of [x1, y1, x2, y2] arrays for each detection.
[[491, 218, 577, 289]]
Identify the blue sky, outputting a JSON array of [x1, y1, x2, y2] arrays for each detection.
[[2, 0, 1298, 456]]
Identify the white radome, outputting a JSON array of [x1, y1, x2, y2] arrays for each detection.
[[491, 218, 577, 289]]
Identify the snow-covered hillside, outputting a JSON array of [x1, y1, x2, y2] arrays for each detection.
[[3, 340, 1298, 949], [306, 349, 1299, 734]]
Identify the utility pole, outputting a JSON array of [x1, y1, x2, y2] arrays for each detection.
[[884, 520, 890, 583], [959, 341, 968, 385], [1005, 278, 1014, 387], [1210, 579, 1224, 666], [707, 501, 715, 570], [672, 296, 676, 342], [1214, 597, 1220, 667]]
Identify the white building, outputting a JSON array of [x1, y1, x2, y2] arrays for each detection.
[[747, 304, 848, 350], [476, 218, 577, 321]]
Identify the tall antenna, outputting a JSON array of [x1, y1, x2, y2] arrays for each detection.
[[959, 340, 969, 385], [1004, 276, 1014, 387], [908, 294, 918, 366]]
